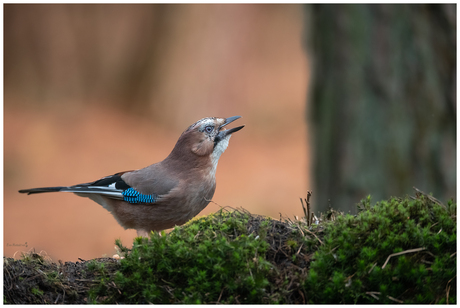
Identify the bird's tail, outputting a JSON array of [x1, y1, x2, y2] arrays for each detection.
[[19, 187, 67, 195], [19, 185, 124, 199]]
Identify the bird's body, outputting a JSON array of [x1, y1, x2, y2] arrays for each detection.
[[19, 116, 244, 237]]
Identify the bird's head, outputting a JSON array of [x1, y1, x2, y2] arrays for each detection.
[[170, 116, 244, 164]]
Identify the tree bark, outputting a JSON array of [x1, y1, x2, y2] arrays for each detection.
[[307, 4, 456, 212]]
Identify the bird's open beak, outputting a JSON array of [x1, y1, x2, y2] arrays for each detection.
[[218, 116, 244, 137]]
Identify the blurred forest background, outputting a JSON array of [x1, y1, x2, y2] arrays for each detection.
[[4, 4, 456, 262]]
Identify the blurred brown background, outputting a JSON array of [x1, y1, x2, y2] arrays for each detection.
[[5, 4, 310, 261]]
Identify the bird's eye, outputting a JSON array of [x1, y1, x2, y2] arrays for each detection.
[[205, 126, 214, 133]]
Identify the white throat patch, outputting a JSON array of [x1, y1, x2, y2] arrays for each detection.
[[210, 134, 231, 173]]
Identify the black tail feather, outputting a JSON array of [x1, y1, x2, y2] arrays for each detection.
[[19, 185, 124, 199], [18, 187, 66, 195]]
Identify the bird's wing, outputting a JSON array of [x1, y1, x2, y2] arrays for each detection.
[[120, 163, 180, 197]]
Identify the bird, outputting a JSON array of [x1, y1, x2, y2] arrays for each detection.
[[19, 116, 244, 237]]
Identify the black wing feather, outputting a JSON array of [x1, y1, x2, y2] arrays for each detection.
[[87, 171, 132, 190]]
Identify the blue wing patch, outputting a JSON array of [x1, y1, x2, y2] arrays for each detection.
[[122, 188, 157, 204]]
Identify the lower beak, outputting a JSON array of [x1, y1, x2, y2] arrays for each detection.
[[219, 116, 244, 137]]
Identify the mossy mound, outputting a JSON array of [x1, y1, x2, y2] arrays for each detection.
[[305, 195, 456, 304], [3, 254, 119, 304], [4, 193, 456, 304], [90, 209, 314, 304]]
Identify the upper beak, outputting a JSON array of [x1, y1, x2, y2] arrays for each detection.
[[218, 116, 244, 137]]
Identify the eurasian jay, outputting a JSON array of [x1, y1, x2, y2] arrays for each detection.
[[19, 116, 244, 237]]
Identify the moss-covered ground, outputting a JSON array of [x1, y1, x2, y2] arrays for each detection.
[[4, 191, 456, 304]]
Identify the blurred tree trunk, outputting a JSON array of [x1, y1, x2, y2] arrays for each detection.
[[307, 4, 456, 213]]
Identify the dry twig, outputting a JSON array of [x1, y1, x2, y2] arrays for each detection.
[[413, 187, 446, 209], [303, 228, 323, 246], [387, 295, 403, 303], [446, 274, 456, 304], [368, 262, 377, 274], [382, 247, 426, 269], [300, 191, 312, 226], [366, 291, 380, 300], [446, 285, 450, 304]]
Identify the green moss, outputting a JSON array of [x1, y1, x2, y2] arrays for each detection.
[[83, 194, 455, 304], [30, 287, 44, 296], [92, 210, 274, 304], [304, 195, 456, 304]]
